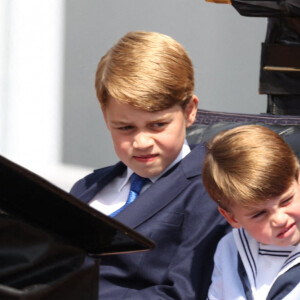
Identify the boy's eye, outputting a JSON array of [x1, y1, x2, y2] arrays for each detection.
[[118, 126, 134, 131], [151, 122, 167, 129], [251, 210, 266, 219], [281, 196, 293, 206]]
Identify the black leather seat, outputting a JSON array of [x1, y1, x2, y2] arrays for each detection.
[[187, 109, 300, 159]]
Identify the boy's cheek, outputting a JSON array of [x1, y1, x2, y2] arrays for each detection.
[[290, 203, 300, 219]]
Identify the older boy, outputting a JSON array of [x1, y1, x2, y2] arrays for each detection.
[[203, 125, 300, 299], [70, 31, 229, 299]]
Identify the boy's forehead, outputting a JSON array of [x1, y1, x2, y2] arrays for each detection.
[[109, 105, 182, 121], [105, 96, 182, 114], [241, 179, 298, 211], [103, 93, 185, 113]]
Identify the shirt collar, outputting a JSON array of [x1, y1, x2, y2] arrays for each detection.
[[151, 139, 190, 182]]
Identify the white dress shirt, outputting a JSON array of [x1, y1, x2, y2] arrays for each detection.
[[89, 140, 191, 215]]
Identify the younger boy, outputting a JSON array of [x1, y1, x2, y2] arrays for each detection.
[[70, 31, 229, 299], [202, 125, 300, 300]]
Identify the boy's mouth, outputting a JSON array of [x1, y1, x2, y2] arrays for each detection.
[[133, 154, 158, 163], [277, 223, 296, 239]]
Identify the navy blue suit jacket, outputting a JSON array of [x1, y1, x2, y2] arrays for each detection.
[[70, 144, 230, 300]]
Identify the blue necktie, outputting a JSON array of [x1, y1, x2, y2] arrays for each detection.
[[110, 173, 149, 217]]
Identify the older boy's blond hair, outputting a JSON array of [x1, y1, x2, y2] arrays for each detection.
[[202, 125, 299, 210], [95, 31, 194, 111]]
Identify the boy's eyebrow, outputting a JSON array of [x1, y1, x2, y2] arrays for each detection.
[[110, 120, 131, 126], [244, 206, 264, 217], [150, 116, 172, 122], [150, 112, 175, 122], [110, 115, 173, 125]]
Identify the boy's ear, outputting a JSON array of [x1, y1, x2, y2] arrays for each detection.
[[185, 95, 199, 127], [218, 206, 241, 228]]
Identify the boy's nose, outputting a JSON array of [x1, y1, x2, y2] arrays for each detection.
[[133, 132, 153, 149], [271, 211, 288, 227]]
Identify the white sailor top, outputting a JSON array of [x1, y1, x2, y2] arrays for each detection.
[[207, 228, 300, 300]]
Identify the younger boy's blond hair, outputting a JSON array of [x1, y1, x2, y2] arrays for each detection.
[[95, 31, 194, 111], [202, 125, 299, 210]]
